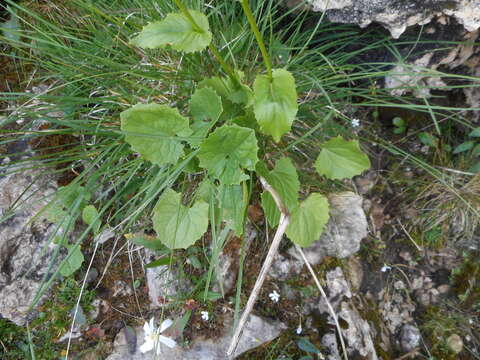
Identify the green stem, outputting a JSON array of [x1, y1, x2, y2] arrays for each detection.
[[172, 0, 240, 85], [208, 44, 239, 86], [240, 0, 272, 79]]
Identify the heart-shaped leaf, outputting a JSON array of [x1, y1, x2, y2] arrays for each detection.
[[253, 68, 298, 142], [220, 184, 246, 236], [152, 189, 209, 249], [286, 193, 329, 247], [198, 124, 258, 185], [131, 11, 211, 53], [188, 87, 223, 147], [60, 245, 84, 277], [259, 157, 300, 228], [82, 205, 101, 234], [315, 137, 370, 180], [121, 104, 191, 166]]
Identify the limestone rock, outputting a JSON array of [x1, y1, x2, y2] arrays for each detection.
[[270, 192, 367, 280], [306, 0, 480, 39], [144, 249, 191, 308], [106, 314, 286, 359], [0, 161, 58, 325], [317, 267, 379, 359], [290, 192, 367, 265], [399, 324, 421, 352]]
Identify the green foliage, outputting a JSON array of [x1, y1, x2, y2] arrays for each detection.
[[392, 116, 406, 134], [417, 132, 438, 148], [0, 278, 96, 359], [286, 193, 330, 247], [200, 72, 253, 106], [127, 234, 167, 251], [253, 68, 298, 142], [0, 6, 21, 43], [120, 104, 191, 166], [469, 127, 480, 137], [315, 137, 371, 180], [117, 2, 370, 254], [259, 157, 300, 228], [296, 337, 321, 354], [60, 245, 85, 277], [188, 87, 223, 147], [131, 11, 212, 53], [453, 141, 474, 154], [197, 124, 259, 185], [220, 184, 247, 236], [152, 189, 209, 249], [82, 205, 101, 234]]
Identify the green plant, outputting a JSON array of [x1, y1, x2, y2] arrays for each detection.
[[121, 3, 370, 356], [121, 0, 370, 253], [392, 116, 407, 134], [453, 126, 480, 173]]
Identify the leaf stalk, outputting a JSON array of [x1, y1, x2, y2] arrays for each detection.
[[240, 0, 273, 79], [173, 0, 240, 86]]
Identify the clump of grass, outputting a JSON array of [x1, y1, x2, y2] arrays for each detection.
[[412, 173, 480, 246], [2, 0, 480, 358], [0, 278, 96, 359]]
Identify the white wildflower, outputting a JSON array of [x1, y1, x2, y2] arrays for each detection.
[[296, 324, 302, 335], [381, 265, 392, 272], [269, 290, 280, 303], [140, 317, 176, 354], [201, 311, 209, 321], [351, 118, 360, 128]]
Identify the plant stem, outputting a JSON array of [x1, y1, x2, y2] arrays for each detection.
[[294, 244, 349, 360], [172, 0, 240, 85], [227, 177, 290, 356], [240, 0, 272, 79], [208, 44, 239, 85]]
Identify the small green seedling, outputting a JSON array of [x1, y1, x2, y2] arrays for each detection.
[[392, 116, 407, 134]]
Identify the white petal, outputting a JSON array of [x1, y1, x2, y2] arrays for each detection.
[[139, 340, 154, 353], [159, 318, 173, 333], [143, 321, 152, 335], [159, 335, 177, 348]]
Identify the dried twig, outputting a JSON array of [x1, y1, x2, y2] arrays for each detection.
[[294, 244, 348, 360], [226, 177, 290, 356], [228, 177, 348, 360]]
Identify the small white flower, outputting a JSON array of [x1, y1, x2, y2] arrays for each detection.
[[296, 324, 302, 335], [201, 311, 209, 321], [269, 290, 280, 303], [140, 317, 177, 354], [381, 265, 392, 272], [351, 118, 360, 128]]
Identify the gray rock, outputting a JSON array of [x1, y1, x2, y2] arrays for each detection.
[[106, 314, 286, 359], [447, 334, 464, 354], [317, 268, 378, 359], [269, 253, 303, 281], [213, 225, 257, 295], [0, 163, 59, 325], [144, 249, 190, 308], [399, 324, 421, 352], [338, 302, 378, 360], [290, 192, 367, 265], [306, 0, 480, 39], [270, 192, 367, 280], [85, 267, 99, 284], [70, 305, 87, 329], [322, 333, 341, 360], [112, 280, 133, 297]]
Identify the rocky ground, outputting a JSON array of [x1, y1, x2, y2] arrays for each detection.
[[1, 0, 480, 359]]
